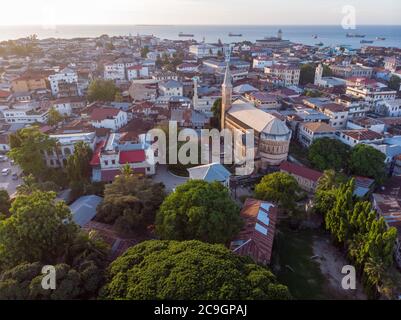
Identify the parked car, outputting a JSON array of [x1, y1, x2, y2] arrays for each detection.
[[0, 155, 8, 162], [11, 173, 18, 180], [1, 168, 11, 176]]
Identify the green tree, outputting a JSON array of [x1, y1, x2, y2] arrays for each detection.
[[0, 191, 78, 269], [308, 137, 350, 171], [254, 172, 301, 214], [66, 141, 93, 184], [388, 75, 401, 91], [211, 97, 222, 129], [101, 240, 291, 300], [140, 46, 150, 58], [316, 169, 348, 193], [114, 91, 123, 102], [8, 126, 55, 179], [299, 63, 316, 85], [87, 79, 118, 103], [156, 180, 242, 244], [322, 64, 333, 77], [96, 174, 165, 235], [349, 144, 386, 183], [0, 190, 10, 217], [47, 107, 64, 126]]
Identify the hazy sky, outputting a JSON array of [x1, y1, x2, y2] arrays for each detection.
[[1, 0, 400, 26]]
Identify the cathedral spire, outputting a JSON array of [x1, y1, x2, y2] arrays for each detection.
[[221, 50, 232, 130]]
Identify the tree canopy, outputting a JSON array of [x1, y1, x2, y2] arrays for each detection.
[[0, 191, 110, 299], [101, 240, 291, 300], [308, 137, 350, 171], [211, 97, 222, 129], [349, 144, 386, 184], [0, 190, 10, 217], [47, 107, 64, 126], [156, 180, 242, 244], [299, 63, 316, 85], [66, 141, 93, 184], [8, 126, 55, 179], [96, 173, 165, 235], [388, 75, 401, 91], [87, 79, 119, 102], [254, 172, 301, 214]]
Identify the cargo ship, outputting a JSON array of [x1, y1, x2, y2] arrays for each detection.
[[178, 32, 194, 37], [346, 33, 366, 38], [360, 40, 374, 44], [228, 32, 242, 37]]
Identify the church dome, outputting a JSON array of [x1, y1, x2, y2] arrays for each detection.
[[263, 118, 290, 136]]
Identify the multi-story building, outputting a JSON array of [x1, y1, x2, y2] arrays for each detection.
[[127, 65, 149, 81], [11, 72, 49, 93], [89, 107, 128, 132], [159, 80, 183, 97], [264, 64, 300, 86], [189, 43, 228, 58], [329, 63, 373, 78], [45, 132, 97, 168], [298, 122, 336, 147], [90, 133, 155, 182], [336, 129, 384, 148], [49, 68, 79, 97], [2, 101, 50, 124]]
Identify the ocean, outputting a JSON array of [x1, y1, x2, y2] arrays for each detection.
[[1, 25, 401, 49]]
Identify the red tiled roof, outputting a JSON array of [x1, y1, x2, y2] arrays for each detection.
[[127, 65, 143, 71], [231, 198, 277, 265], [90, 108, 120, 121], [0, 90, 11, 98], [119, 150, 146, 164], [90, 140, 106, 166], [341, 129, 383, 141], [280, 161, 323, 183]]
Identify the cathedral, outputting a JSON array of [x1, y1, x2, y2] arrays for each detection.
[[221, 63, 291, 169]]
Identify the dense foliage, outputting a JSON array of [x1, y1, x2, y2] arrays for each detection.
[[96, 173, 165, 235], [47, 107, 64, 126], [388, 75, 401, 91], [316, 179, 397, 298], [0, 191, 109, 299], [349, 144, 386, 183], [156, 180, 242, 244], [211, 97, 222, 129], [308, 137, 350, 171], [0, 190, 10, 217], [255, 172, 301, 214], [299, 63, 315, 85], [8, 126, 56, 179], [87, 79, 119, 102], [101, 240, 291, 300]]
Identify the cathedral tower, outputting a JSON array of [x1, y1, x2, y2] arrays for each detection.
[[221, 62, 232, 130]]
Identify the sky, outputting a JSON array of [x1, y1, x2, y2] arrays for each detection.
[[0, 0, 400, 26]]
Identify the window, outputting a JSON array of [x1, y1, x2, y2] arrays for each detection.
[[112, 160, 116, 165], [104, 160, 109, 166]]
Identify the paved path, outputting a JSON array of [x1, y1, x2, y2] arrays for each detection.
[[152, 165, 188, 193], [0, 159, 22, 197]]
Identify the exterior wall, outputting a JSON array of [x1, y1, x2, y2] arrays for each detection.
[[49, 71, 78, 96], [3, 109, 49, 124], [160, 86, 183, 97], [12, 78, 47, 93], [90, 110, 128, 131], [281, 170, 317, 192], [225, 116, 290, 167], [298, 128, 335, 147]]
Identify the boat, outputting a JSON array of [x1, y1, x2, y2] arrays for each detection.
[[312, 34, 318, 39], [178, 32, 194, 37], [346, 33, 366, 38], [360, 40, 374, 44], [229, 32, 242, 37], [315, 42, 324, 46], [376, 37, 386, 41]]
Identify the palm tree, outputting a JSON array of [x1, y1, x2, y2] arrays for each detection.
[[120, 164, 133, 176], [316, 169, 347, 192], [363, 256, 394, 299]]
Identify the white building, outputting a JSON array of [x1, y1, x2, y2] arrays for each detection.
[[336, 129, 384, 148], [159, 80, 183, 97], [253, 56, 274, 69], [89, 108, 128, 131], [264, 64, 300, 86], [298, 122, 336, 147], [49, 68, 78, 97], [2, 102, 50, 124], [375, 99, 401, 117], [45, 132, 97, 168], [127, 65, 149, 81], [189, 44, 228, 58]]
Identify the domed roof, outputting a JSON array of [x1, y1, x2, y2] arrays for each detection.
[[262, 118, 290, 136]]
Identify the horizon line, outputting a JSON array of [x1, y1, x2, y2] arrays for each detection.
[[1, 23, 401, 27]]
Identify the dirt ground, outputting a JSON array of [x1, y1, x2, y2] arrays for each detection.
[[313, 236, 367, 300]]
